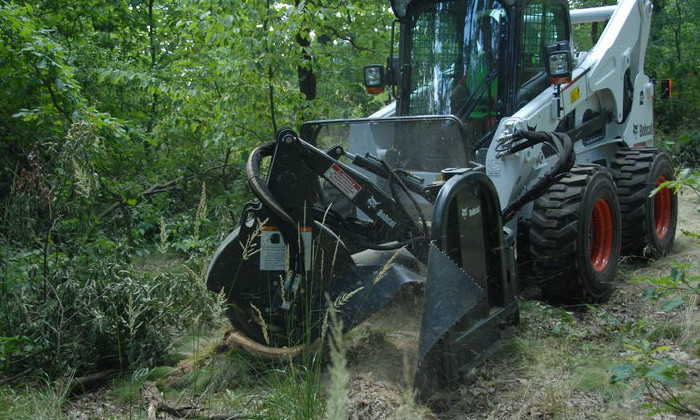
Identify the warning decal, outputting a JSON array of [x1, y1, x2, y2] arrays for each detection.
[[569, 86, 581, 104], [259, 226, 314, 271], [324, 164, 362, 199], [260, 226, 286, 271]]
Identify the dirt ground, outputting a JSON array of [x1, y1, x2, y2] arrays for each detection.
[[342, 191, 700, 419]]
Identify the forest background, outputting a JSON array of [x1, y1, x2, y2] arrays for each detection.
[[0, 0, 698, 416]]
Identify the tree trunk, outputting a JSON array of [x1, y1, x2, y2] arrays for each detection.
[[295, 0, 316, 101], [147, 0, 158, 134]]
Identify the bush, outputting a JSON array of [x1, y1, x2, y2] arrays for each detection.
[[0, 237, 221, 382]]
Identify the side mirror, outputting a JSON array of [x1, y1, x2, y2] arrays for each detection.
[[544, 40, 573, 85], [364, 65, 386, 94], [390, 0, 411, 18]]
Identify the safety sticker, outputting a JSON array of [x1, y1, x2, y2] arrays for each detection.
[[259, 226, 314, 271], [486, 159, 502, 177], [324, 164, 362, 199], [300, 226, 313, 270], [260, 226, 286, 271], [569, 86, 581, 104]]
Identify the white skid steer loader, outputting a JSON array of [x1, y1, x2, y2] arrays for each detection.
[[206, 0, 677, 399]]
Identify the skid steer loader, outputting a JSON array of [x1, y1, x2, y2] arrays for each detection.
[[206, 0, 677, 398]]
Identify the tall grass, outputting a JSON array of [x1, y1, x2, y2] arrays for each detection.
[[325, 306, 349, 420], [0, 377, 71, 420]]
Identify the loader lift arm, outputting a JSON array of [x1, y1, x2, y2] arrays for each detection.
[[206, 125, 441, 349], [256, 127, 430, 257]]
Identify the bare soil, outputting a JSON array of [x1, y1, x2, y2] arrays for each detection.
[[342, 192, 700, 419]]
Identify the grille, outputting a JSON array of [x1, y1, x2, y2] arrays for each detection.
[[409, 10, 461, 116]]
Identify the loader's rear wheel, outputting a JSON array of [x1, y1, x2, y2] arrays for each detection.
[[612, 148, 677, 257], [530, 165, 621, 303]]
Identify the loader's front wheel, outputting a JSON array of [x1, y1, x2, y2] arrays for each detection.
[[612, 148, 677, 258], [530, 165, 621, 303]]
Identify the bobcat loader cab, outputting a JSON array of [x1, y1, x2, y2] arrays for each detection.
[[369, 0, 653, 180], [361, 0, 674, 296]]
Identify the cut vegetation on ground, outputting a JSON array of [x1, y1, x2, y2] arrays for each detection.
[[1, 193, 697, 420]]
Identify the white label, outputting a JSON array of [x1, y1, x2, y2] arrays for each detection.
[[487, 159, 502, 177], [259, 226, 313, 271], [324, 164, 362, 199], [260, 227, 286, 271]]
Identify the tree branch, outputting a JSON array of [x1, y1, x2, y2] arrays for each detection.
[[97, 163, 232, 221], [142, 382, 258, 419], [322, 25, 374, 52]]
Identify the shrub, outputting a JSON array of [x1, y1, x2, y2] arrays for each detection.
[[0, 237, 221, 383]]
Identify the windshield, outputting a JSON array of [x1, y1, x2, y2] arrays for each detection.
[[406, 0, 507, 133], [301, 116, 470, 222], [302, 116, 470, 174]]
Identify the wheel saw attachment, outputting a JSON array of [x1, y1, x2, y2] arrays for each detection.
[[206, 125, 518, 399]]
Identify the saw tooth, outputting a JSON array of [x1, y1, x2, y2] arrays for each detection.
[[430, 241, 486, 295]]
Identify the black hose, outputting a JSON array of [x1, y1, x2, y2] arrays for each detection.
[[246, 136, 347, 257], [246, 141, 297, 226], [501, 131, 574, 222], [379, 160, 429, 239]]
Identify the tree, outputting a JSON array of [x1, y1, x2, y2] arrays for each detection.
[[0, 0, 394, 380]]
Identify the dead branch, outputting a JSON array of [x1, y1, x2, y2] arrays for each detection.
[[142, 381, 256, 420], [58, 369, 119, 396], [321, 25, 374, 52], [97, 163, 230, 221]]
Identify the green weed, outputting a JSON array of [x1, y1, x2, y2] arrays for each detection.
[[633, 262, 699, 312], [611, 340, 699, 416]]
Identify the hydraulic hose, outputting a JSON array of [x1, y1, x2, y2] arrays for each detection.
[[245, 135, 347, 257], [246, 129, 426, 253], [501, 131, 575, 222], [246, 141, 297, 227]]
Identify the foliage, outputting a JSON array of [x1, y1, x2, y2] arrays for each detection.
[[1, 0, 392, 383], [324, 307, 349, 420], [0, 379, 72, 420], [633, 262, 700, 312], [657, 131, 700, 170], [658, 168, 700, 198], [616, 167, 700, 416], [647, 0, 700, 134], [0, 238, 221, 381], [611, 340, 699, 416]]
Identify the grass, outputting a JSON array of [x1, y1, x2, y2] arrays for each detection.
[[428, 257, 698, 419], [4, 277, 696, 419], [0, 379, 71, 420], [3, 227, 697, 420], [2, 273, 697, 420]]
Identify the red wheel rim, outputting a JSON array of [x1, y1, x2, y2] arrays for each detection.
[[590, 198, 614, 272], [654, 176, 672, 239]]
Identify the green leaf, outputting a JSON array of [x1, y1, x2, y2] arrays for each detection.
[[640, 288, 656, 301], [661, 297, 685, 311], [646, 363, 678, 386], [610, 363, 636, 383], [670, 266, 683, 282]]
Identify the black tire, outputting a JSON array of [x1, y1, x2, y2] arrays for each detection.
[[612, 148, 678, 258], [530, 165, 621, 303]]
